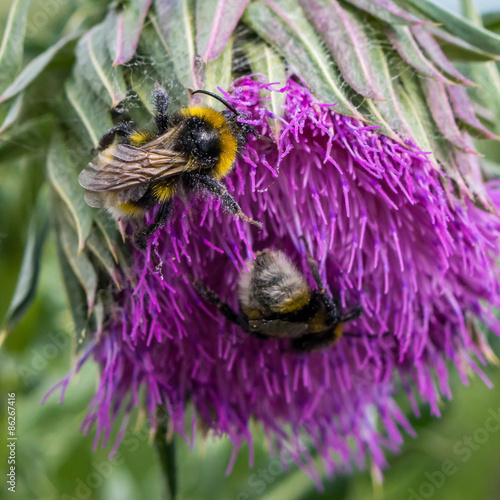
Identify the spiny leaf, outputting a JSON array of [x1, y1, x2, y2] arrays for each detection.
[[242, 41, 286, 140], [47, 130, 93, 252], [0, 31, 81, 104], [0, 94, 23, 135], [0, 0, 31, 93], [94, 212, 119, 263], [65, 78, 113, 150], [422, 79, 474, 153], [453, 132, 495, 212], [462, 0, 500, 135], [111, 0, 154, 65], [75, 15, 128, 107], [196, 0, 250, 62], [411, 26, 477, 86], [203, 36, 234, 104], [395, 73, 438, 168], [85, 229, 122, 290], [300, 0, 384, 100], [136, 22, 187, 108], [243, 0, 365, 120], [429, 26, 500, 62], [55, 230, 91, 350], [361, 43, 414, 144], [447, 85, 499, 140], [1, 186, 49, 343], [343, 0, 427, 25], [385, 25, 452, 83], [60, 204, 121, 290], [405, 0, 500, 56], [58, 214, 97, 315], [154, 0, 203, 89]]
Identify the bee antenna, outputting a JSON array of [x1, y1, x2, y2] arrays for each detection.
[[191, 89, 239, 115]]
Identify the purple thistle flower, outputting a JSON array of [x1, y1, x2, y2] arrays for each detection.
[[48, 78, 500, 482]]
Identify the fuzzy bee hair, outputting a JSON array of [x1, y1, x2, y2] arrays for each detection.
[[238, 250, 311, 317], [192, 243, 370, 353]]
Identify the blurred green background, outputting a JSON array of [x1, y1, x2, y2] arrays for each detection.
[[2, 1, 500, 499]]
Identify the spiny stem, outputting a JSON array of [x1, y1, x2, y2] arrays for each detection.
[[155, 411, 177, 500]]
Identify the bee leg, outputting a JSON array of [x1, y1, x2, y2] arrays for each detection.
[[153, 83, 170, 134], [97, 122, 136, 152], [340, 305, 363, 323], [300, 236, 340, 320], [299, 236, 325, 292], [343, 330, 390, 339], [190, 279, 252, 333], [132, 201, 173, 250], [185, 173, 262, 229]]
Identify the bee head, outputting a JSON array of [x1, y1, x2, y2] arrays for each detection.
[[191, 90, 257, 148]]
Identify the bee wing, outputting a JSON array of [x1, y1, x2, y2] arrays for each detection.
[[79, 140, 188, 207], [83, 185, 149, 209]]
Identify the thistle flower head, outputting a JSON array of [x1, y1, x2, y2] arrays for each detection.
[[50, 78, 500, 480]]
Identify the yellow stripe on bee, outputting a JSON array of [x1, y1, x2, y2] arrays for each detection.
[[277, 289, 311, 314], [334, 323, 344, 338], [117, 202, 146, 218], [152, 181, 176, 202], [181, 106, 238, 179], [129, 129, 155, 146]]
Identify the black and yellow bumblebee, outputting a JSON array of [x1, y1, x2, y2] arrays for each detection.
[[192, 238, 378, 353], [79, 85, 262, 249]]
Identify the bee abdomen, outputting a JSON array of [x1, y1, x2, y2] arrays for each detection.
[[239, 250, 310, 316]]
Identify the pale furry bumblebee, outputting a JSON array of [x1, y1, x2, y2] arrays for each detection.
[[79, 85, 261, 250], [192, 239, 370, 352]]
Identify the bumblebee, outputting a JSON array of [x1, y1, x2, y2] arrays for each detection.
[[79, 85, 262, 249], [192, 238, 375, 353]]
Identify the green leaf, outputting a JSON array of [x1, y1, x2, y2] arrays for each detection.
[[0, 0, 31, 93], [394, 74, 438, 168], [85, 229, 122, 290], [57, 214, 97, 315], [94, 212, 119, 263], [405, 0, 500, 55], [111, 0, 154, 65], [134, 22, 186, 108], [0, 31, 81, 104], [65, 77, 112, 149], [0, 94, 23, 135], [448, 85, 499, 140], [470, 62, 500, 136], [422, 79, 473, 152], [461, 0, 500, 135], [1, 186, 49, 343], [196, 0, 250, 62], [47, 130, 93, 252], [430, 26, 500, 62], [483, 12, 500, 34], [154, 0, 202, 89], [343, 0, 427, 26], [242, 41, 286, 139], [203, 36, 234, 104], [411, 26, 476, 86], [362, 42, 415, 144], [385, 25, 452, 83], [55, 229, 91, 349], [300, 0, 384, 100], [243, 0, 365, 120], [74, 15, 128, 107]]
